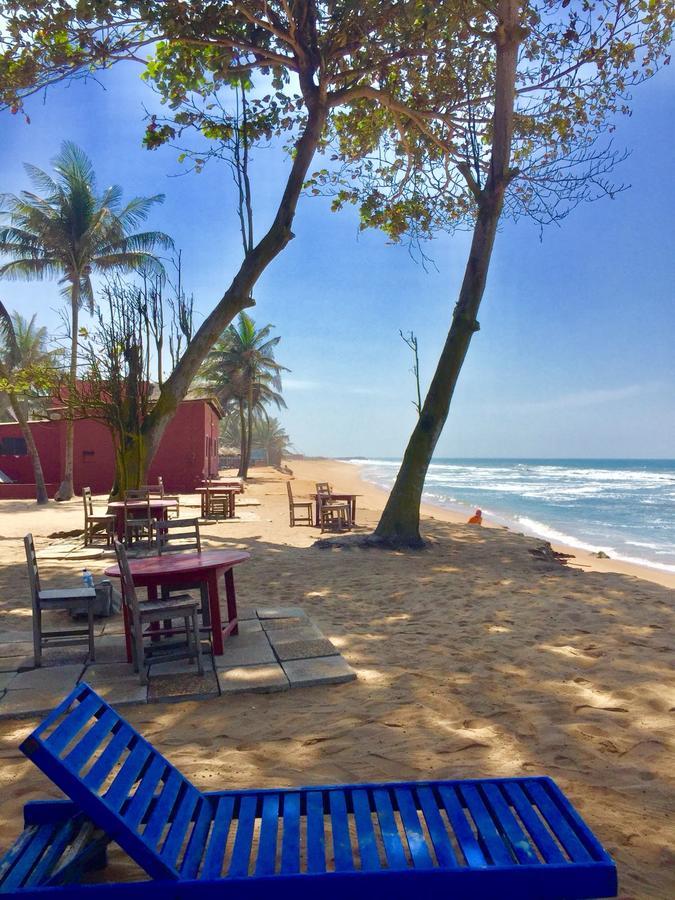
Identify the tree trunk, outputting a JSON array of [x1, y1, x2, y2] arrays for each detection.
[[109, 97, 329, 489], [237, 399, 247, 478], [55, 282, 79, 500], [374, 0, 521, 547], [245, 384, 254, 478], [9, 394, 49, 504]]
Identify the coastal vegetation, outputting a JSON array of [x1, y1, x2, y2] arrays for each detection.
[[0, 143, 171, 499]]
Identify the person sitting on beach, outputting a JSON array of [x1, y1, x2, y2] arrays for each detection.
[[468, 508, 482, 525]]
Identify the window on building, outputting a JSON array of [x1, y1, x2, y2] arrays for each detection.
[[0, 436, 28, 456]]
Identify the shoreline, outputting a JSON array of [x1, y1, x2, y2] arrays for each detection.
[[297, 457, 675, 590]]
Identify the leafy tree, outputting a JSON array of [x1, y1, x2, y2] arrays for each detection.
[[314, 0, 673, 546], [201, 312, 286, 478], [253, 416, 291, 467], [0, 0, 471, 487], [0, 303, 58, 504], [0, 141, 172, 499]]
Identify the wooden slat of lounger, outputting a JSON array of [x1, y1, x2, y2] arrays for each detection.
[[23, 819, 77, 887], [503, 782, 565, 864], [393, 788, 433, 869], [438, 784, 487, 867], [526, 781, 592, 863], [83, 725, 135, 792], [372, 788, 407, 870], [328, 790, 353, 872], [227, 796, 257, 878], [0, 825, 37, 885], [48, 819, 106, 885], [352, 789, 380, 871], [542, 778, 609, 861], [481, 783, 540, 865], [255, 794, 279, 876], [160, 788, 200, 869], [416, 786, 457, 868], [279, 792, 301, 875], [45, 695, 103, 755], [0, 823, 56, 890], [142, 770, 185, 850], [180, 798, 213, 879], [200, 795, 234, 880], [63, 709, 118, 774], [460, 783, 514, 866], [306, 791, 326, 874], [123, 756, 167, 830], [104, 744, 153, 812]]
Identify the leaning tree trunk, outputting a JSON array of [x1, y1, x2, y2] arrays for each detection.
[[245, 384, 254, 477], [374, 0, 521, 547], [55, 281, 79, 500], [8, 394, 49, 504], [108, 96, 329, 491]]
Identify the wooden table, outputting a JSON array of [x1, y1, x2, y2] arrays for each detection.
[[105, 549, 250, 659], [311, 493, 361, 526], [201, 478, 244, 493], [195, 486, 238, 518], [107, 499, 179, 542]]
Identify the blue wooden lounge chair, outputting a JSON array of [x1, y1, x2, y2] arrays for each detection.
[[1, 683, 618, 898]]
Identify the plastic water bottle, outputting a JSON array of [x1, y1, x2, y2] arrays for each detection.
[[82, 569, 94, 588]]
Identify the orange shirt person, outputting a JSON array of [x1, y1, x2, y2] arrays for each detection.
[[468, 508, 482, 525]]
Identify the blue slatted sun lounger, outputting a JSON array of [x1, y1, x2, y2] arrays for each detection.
[[1, 683, 618, 898]]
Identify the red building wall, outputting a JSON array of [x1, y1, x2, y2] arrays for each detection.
[[0, 399, 221, 498]]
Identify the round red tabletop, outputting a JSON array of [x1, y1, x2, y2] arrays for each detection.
[[104, 549, 250, 579]]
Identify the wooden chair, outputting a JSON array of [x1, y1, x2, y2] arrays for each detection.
[[24, 533, 97, 667], [123, 496, 155, 548], [287, 481, 313, 526], [315, 481, 332, 494], [82, 487, 115, 547], [315, 483, 352, 533], [156, 517, 210, 629], [140, 476, 180, 517], [113, 540, 203, 685], [12, 683, 619, 899], [205, 484, 233, 520]]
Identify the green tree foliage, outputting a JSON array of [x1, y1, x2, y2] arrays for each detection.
[[0, 303, 59, 503], [201, 312, 286, 478], [0, 141, 172, 498]]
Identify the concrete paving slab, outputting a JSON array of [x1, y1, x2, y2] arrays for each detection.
[[82, 662, 137, 683], [282, 656, 357, 688], [256, 607, 307, 620], [149, 658, 213, 678], [217, 664, 289, 694], [92, 633, 128, 663], [236, 618, 263, 634], [149, 671, 219, 703], [87, 681, 147, 707], [0, 689, 62, 719], [0, 642, 35, 658], [214, 633, 276, 669], [0, 631, 33, 644], [266, 624, 322, 644], [6, 663, 84, 692], [261, 617, 308, 632], [236, 608, 258, 621], [0, 655, 33, 673], [273, 638, 339, 662], [0, 671, 18, 691]]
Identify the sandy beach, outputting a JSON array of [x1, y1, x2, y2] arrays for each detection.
[[0, 458, 673, 898]]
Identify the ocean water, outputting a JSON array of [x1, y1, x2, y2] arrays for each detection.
[[347, 458, 675, 573]]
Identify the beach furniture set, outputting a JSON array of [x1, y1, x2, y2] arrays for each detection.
[[287, 481, 361, 532], [0, 683, 618, 897]]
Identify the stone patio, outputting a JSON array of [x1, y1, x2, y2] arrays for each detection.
[[0, 606, 356, 718]]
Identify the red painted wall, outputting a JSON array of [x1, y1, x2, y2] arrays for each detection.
[[0, 399, 221, 497]]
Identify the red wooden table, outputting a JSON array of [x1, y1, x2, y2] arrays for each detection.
[[107, 499, 178, 542], [104, 549, 250, 659], [311, 493, 361, 526], [194, 487, 238, 518]]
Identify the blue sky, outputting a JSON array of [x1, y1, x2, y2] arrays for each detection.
[[0, 60, 673, 459]]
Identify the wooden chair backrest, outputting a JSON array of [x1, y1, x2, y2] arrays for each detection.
[[82, 487, 94, 518], [155, 518, 201, 555], [316, 482, 332, 496], [286, 481, 295, 506], [124, 489, 150, 501], [123, 496, 152, 524], [139, 477, 164, 498], [113, 540, 140, 626], [24, 533, 41, 607]]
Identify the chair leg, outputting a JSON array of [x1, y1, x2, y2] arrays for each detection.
[[192, 610, 204, 675], [87, 600, 95, 663], [134, 626, 147, 685], [33, 606, 42, 668]]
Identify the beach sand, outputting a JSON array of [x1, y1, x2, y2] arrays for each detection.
[[0, 458, 673, 897]]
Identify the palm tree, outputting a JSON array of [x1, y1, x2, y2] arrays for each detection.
[[252, 416, 291, 466], [201, 312, 286, 478], [0, 303, 57, 504], [0, 141, 172, 499]]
